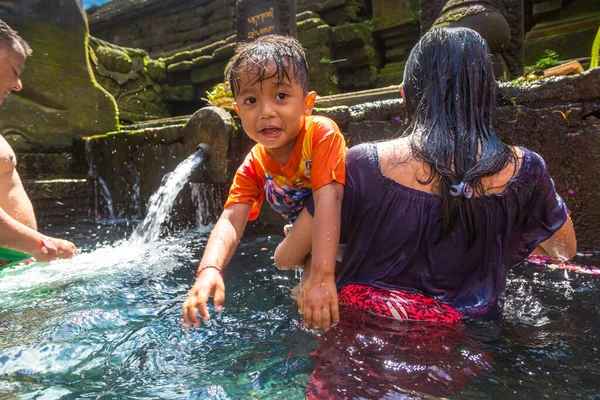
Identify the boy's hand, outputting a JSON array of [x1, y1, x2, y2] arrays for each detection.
[[182, 268, 225, 328], [298, 273, 339, 328]]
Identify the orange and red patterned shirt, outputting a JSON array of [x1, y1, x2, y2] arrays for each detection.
[[225, 115, 346, 223]]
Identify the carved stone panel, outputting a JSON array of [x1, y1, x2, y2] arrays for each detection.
[[235, 0, 297, 41]]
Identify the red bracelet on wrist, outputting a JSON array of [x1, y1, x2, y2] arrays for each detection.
[[196, 265, 223, 278]]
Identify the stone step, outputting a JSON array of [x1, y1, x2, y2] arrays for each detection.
[[22, 179, 96, 225]]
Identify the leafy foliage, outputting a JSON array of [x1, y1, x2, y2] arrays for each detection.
[[591, 27, 600, 69], [524, 50, 560, 73]]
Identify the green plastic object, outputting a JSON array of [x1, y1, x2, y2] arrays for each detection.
[[0, 247, 33, 271]]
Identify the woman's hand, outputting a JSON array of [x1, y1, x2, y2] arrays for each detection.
[[298, 273, 339, 329], [182, 268, 225, 328]]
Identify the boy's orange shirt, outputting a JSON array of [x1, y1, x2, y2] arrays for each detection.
[[225, 115, 346, 222]]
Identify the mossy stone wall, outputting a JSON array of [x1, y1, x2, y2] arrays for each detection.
[[80, 69, 600, 248], [0, 0, 118, 152]]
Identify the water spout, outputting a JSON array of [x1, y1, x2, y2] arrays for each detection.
[[128, 147, 207, 245]]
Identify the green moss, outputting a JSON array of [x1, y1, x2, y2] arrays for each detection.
[[297, 18, 327, 31], [331, 23, 373, 47], [0, 21, 118, 150], [168, 60, 193, 72], [161, 85, 195, 102], [95, 45, 133, 74], [83, 124, 186, 140], [146, 59, 167, 83]]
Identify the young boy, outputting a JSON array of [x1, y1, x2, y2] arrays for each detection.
[[182, 35, 345, 329]]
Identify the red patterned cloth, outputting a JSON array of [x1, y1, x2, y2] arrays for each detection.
[[338, 283, 463, 323]]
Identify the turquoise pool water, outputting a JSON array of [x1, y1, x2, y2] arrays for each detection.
[[0, 222, 598, 399]]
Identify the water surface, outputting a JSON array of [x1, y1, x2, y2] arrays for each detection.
[[0, 222, 598, 399]]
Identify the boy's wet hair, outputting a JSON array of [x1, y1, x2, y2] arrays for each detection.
[[226, 34, 309, 97], [0, 19, 31, 56]]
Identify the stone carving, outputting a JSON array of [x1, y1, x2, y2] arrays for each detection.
[[88, 37, 170, 123], [235, 0, 297, 41], [0, 0, 118, 152], [421, 0, 524, 78], [433, 1, 511, 53]]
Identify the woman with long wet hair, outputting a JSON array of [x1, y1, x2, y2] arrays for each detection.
[[277, 27, 576, 327]]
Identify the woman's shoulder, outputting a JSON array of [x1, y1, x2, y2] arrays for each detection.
[[513, 146, 551, 183], [347, 142, 377, 165]]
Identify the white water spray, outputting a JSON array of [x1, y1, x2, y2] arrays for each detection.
[[129, 150, 204, 245]]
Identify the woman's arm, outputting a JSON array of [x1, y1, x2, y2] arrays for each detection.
[[533, 214, 577, 260]]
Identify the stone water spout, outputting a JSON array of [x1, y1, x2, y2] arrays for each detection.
[[182, 106, 238, 185], [432, 0, 511, 54], [181, 107, 239, 227]]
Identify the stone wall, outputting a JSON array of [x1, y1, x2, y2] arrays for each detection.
[[88, 0, 371, 55], [80, 69, 600, 249], [524, 0, 600, 66], [0, 0, 118, 153], [88, 1, 383, 116], [138, 11, 385, 116]]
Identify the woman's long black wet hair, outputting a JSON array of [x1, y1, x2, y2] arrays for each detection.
[[402, 27, 516, 246]]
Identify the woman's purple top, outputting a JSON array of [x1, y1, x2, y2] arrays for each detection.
[[308, 143, 567, 319]]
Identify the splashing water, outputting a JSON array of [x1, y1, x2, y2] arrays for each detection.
[[1, 221, 600, 398], [129, 150, 204, 245], [97, 176, 116, 221], [190, 182, 225, 229]]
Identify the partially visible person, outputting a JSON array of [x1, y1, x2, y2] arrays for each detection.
[[276, 27, 576, 327], [182, 35, 346, 328], [0, 18, 78, 266]]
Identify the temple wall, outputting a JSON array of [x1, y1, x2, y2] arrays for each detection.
[[87, 0, 372, 56], [79, 69, 600, 249]]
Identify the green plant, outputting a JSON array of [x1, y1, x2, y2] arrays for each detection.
[[319, 57, 331, 64], [591, 27, 600, 69], [363, 19, 374, 32], [525, 50, 560, 73], [329, 74, 339, 86]]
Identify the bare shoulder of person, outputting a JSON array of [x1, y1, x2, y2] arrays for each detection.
[[0, 135, 17, 173]]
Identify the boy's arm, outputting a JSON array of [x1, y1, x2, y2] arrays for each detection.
[[274, 207, 313, 269], [299, 181, 343, 328], [182, 203, 251, 328]]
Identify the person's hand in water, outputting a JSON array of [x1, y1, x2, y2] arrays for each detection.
[[298, 271, 339, 329], [33, 236, 78, 262], [182, 267, 225, 328]]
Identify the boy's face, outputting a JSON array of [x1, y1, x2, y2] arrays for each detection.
[[232, 61, 316, 162]]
